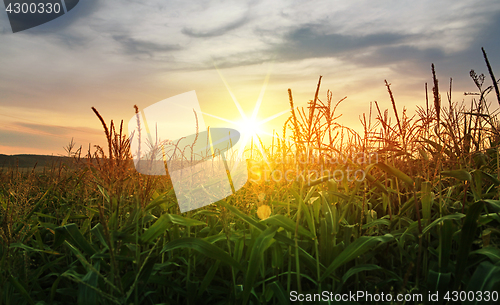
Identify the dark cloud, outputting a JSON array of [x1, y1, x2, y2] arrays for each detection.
[[112, 35, 182, 57], [382, 12, 500, 92], [207, 51, 273, 69], [273, 25, 406, 61], [203, 25, 407, 69], [182, 14, 249, 38], [348, 45, 444, 67]]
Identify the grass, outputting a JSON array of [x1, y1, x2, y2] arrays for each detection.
[[1, 49, 500, 304]]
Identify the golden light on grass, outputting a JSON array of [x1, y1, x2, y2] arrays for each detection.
[[257, 204, 271, 220]]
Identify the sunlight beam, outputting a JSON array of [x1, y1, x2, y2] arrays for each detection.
[[201, 111, 237, 125], [251, 62, 273, 121], [213, 60, 247, 120]]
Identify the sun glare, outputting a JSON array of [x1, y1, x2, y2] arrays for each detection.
[[236, 117, 263, 138], [202, 62, 289, 158]]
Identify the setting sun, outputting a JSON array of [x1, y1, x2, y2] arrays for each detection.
[[235, 117, 264, 138]]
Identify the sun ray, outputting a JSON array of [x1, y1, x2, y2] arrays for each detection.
[[251, 62, 273, 121], [206, 62, 314, 162], [258, 108, 291, 125], [213, 60, 247, 120], [201, 111, 237, 125]]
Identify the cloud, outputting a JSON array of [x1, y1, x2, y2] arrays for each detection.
[[205, 25, 407, 69], [112, 34, 182, 57], [13, 122, 101, 137], [273, 25, 406, 61], [0, 127, 73, 151], [182, 14, 249, 38]]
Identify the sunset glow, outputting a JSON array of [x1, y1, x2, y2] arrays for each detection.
[[0, 0, 499, 156], [235, 117, 264, 139]]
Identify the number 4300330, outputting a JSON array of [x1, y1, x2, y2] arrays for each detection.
[[5, 2, 62, 14]]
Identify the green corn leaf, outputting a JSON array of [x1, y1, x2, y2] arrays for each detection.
[[291, 188, 316, 238], [166, 214, 206, 227], [62, 269, 121, 304], [341, 264, 384, 283], [140, 214, 205, 244], [483, 199, 500, 212], [262, 215, 314, 239], [268, 281, 291, 305], [90, 223, 109, 249], [78, 262, 100, 305], [320, 234, 394, 282], [365, 172, 390, 194], [140, 214, 170, 244], [218, 199, 267, 231], [439, 219, 454, 273], [477, 170, 500, 185], [54, 223, 96, 256], [441, 169, 472, 182], [470, 247, 500, 264], [198, 260, 220, 297], [144, 191, 172, 211], [422, 213, 465, 236], [8, 274, 35, 305], [427, 270, 452, 297], [361, 218, 390, 229], [243, 226, 277, 305], [363, 163, 394, 194], [63, 241, 120, 294], [218, 199, 295, 247], [376, 162, 414, 186], [424, 139, 454, 158], [421, 181, 433, 223], [454, 201, 485, 290], [465, 261, 500, 304], [161, 237, 243, 272], [9, 243, 60, 255], [50, 275, 63, 304], [125, 243, 158, 302]]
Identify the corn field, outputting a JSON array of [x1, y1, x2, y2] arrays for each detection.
[[1, 49, 500, 305]]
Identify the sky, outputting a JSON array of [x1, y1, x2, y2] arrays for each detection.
[[1, 0, 500, 156]]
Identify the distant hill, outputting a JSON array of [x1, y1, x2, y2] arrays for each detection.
[[0, 154, 73, 169]]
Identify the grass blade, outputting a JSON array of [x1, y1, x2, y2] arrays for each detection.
[[243, 226, 277, 305], [320, 234, 394, 282], [453, 201, 484, 290], [161, 237, 243, 272]]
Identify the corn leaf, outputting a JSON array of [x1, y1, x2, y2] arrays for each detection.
[[161, 237, 243, 272], [320, 234, 394, 282]]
